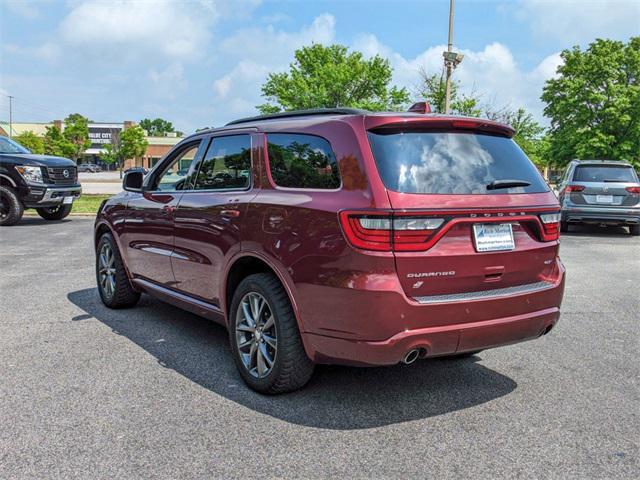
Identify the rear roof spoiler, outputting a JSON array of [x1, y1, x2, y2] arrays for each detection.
[[365, 116, 516, 138]]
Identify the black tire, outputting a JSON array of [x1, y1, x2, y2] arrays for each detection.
[[36, 204, 73, 221], [229, 273, 314, 394], [0, 184, 24, 226], [96, 233, 140, 308], [629, 224, 640, 236], [560, 221, 568, 233]]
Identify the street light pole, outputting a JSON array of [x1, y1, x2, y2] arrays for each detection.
[[8, 95, 14, 138], [444, 0, 455, 114]]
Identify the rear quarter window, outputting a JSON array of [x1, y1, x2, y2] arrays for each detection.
[[367, 130, 549, 194], [266, 133, 340, 189]]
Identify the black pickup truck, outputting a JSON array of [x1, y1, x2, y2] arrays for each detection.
[[0, 136, 81, 226]]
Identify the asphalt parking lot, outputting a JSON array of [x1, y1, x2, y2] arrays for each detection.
[[1, 217, 638, 479]]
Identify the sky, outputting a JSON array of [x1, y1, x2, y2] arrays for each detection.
[[1, 0, 638, 134]]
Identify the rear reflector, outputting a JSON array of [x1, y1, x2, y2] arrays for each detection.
[[625, 186, 640, 194], [565, 185, 585, 192]]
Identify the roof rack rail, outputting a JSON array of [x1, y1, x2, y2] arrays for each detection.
[[226, 108, 369, 126]]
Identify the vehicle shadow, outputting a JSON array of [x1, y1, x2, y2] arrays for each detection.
[[67, 288, 517, 430], [562, 224, 633, 238]]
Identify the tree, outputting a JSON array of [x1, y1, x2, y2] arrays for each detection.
[[43, 125, 75, 158], [541, 37, 640, 167], [139, 118, 181, 136], [13, 131, 45, 154], [416, 69, 481, 116], [258, 44, 409, 113], [62, 113, 91, 162], [101, 125, 148, 177]]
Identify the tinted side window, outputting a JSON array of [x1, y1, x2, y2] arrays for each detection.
[[155, 142, 200, 191], [194, 135, 251, 190], [267, 134, 340, 189]]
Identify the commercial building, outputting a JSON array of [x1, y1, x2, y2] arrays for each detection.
[[0, 120, 182, 170]]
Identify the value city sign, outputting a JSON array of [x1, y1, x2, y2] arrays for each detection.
[[88, 125, 122, 150]]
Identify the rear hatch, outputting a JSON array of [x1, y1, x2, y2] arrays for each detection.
[[361, 120, 560, 301], [567, 164, 640, 208]]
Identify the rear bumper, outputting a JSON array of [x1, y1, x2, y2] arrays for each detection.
[[304, 307, 560, 366], [562, 206, 640, 225], [299, 261, 565, 366]]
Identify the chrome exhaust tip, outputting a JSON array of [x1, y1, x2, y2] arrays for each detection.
[[402, 349, 420, 365]]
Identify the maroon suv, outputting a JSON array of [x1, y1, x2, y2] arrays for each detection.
[[94, 108, 565, 393]]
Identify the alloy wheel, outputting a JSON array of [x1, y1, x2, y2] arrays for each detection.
[[98, 242, 116, 298], [235, 292, 277, 378]]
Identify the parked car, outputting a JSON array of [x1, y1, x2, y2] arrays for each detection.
[[558, 159, 640, 235], [0, 136, 81, 226], [78, 163, 102, 173], [94, 108, 566, 393]]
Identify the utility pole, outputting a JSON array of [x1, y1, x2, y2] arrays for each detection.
[[8, 95, 14, 138], [443, 0, 463, 114]]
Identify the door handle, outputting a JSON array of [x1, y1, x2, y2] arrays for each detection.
[[220, 209, 240, 218]]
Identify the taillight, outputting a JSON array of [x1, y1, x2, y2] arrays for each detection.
[[625, 186, 640, 194], [565, 185, 585, 193], [392, 217, 444, 251], [339, 212, 444, 252], [539, 212, 561, 241]]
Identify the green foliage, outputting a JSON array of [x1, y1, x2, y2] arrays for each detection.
[[139, 118, 181, 136], [62, 113, 91, 162], [101, 125, 148, 171], [541, 37, 640, 167], [13, 131, 44, 154], [43, 125, 75, 158], [258, 44, 410, 113], [416, 70, 481, 117]]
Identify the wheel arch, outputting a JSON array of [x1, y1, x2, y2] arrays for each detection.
[[0, 174, 17, 188], [223, 253, 307, 335]]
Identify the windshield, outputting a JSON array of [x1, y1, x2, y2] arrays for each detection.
[[0, 136, 31, 154], [573, 165, 638, 183], [367, 130, 549, 194], [0, 137, 31, 153]]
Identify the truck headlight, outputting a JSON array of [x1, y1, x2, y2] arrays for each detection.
[[15, 165, 44, 183]]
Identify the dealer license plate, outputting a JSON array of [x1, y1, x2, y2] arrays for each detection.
[[63, 196, 74, 205], [596, 195, 613, 203], [473, 223, 515, 252]]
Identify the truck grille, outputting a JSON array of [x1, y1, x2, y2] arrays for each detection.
[[45, 166, 78, 185]]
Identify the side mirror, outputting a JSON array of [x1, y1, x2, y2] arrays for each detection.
[[123, 170, 144, 192]]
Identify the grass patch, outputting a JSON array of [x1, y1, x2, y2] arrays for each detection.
[[71, 194, 112, 214]]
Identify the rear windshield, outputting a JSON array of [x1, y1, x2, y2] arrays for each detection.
[[367, 131, 549, 194], [573, 165, 638, 183]]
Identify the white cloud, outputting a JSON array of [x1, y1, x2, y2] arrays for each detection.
[[148, 63, 187, 100], [353, 34, 563, 123], [210, 14, 336, 121], [4, 0, 43, 19], [2, 42, 61, 64], [515, 0, 640, 44], [59, 0, 219, 59]]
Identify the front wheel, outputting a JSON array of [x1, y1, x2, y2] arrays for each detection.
[[229, 273, 314, 394], [0, 185, 24, 226], [36, 204, 73, 221], [96, 233, 140, 308]]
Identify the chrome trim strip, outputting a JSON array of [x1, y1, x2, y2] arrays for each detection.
[[413, 281, 555, 304], [36, 186, 82, 204]]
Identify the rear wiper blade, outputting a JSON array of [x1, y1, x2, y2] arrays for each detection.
[[486, 179, 531, 190], [603, 179, 624, 182]]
